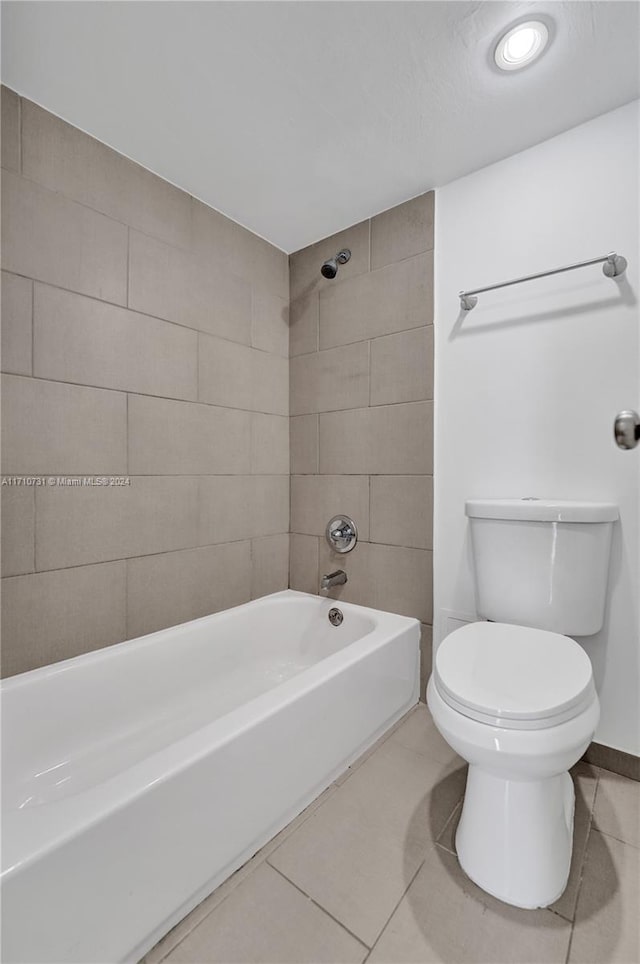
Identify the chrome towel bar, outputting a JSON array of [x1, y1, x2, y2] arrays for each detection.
[[459, 251, 627, 311]]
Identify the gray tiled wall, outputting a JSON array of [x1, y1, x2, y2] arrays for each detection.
[[0, 87, 290, 677], [288, 193, 434, 697]]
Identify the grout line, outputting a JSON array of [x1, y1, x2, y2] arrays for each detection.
[[364, 851, 429, 962], [125, 393, 130, 476], [564, 768, 602, 961], [2, 371, 288, 417], [195, 332, 200, 403], [291, 471, 432, 477], [433, 799, 462, 855], [290, 534, 432, 554], [5, 144, 289, 261], [124, 557, 129, 640], [17, 91, 22, 174], [591, 826, 640, 849], [2, 533, 289, 580], [31, 485, 37, 573], [30, 279, 35, 376], [266, 863, 371, 953], [292, 319, 433, 357], [1, 272, 287, 357], [125, 226, 130, 308]]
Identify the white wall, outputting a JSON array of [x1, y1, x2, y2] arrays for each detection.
[[434, 101, 639, 755]]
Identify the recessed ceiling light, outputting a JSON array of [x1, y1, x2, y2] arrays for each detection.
[[494, 21, 549, 71]]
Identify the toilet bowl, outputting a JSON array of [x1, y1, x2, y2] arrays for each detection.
[[427, 621, 599, 909], [428, 498, 617, 909]]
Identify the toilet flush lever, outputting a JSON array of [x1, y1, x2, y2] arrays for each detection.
[[614, 410, 640, 450]]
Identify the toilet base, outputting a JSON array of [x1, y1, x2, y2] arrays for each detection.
[[455, 765, 575, 909]]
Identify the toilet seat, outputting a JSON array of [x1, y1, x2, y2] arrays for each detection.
[[434, 621, 596, 731]]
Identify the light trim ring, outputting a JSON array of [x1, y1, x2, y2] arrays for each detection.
[[494, 20, 549, 71]]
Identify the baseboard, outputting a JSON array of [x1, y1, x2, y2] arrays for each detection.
[[582, 741, 640, 782]]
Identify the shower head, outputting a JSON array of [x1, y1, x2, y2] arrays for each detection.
[[321, 249, 351, 279]]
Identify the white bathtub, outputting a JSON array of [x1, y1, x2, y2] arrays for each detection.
[[1, 589, 419, 963]]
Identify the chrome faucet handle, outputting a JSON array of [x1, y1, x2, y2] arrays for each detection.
[[325, 515, 358, 553]]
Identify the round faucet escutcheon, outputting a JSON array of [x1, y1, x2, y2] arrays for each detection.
[[325, 515, 358, 553]]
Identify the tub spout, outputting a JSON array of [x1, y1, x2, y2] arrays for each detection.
[[321, 570, 347, 591]]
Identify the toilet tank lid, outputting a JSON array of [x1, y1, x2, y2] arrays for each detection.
[[465, 499, 619, 523]]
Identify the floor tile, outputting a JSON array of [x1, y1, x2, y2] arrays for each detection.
[[333, 705, 420, 786], [592, 768, 640, 848], [268, 739, 466, 946], [568, 830, 639, 963], [163, 864, 367, 963], [142, 785, 338, 963], [388, 703, 461, 767], [551, 763, 600, 921], [435, 762, 600, 923], [435, 801, 461, 855], [369, 845, 571, 963]]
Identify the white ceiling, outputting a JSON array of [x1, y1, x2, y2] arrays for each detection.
[[2, 1, 639, 252]]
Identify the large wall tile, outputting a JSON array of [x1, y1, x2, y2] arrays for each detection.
[[35, 476, 199, 570], [290, 414, 318, 474], [370, 326, 433, 406], [34, 284, 198, 400], [191, 198, 288, 301], [21, 100, 192, 249], [1, 86, 20, 173], [1, 271, 32, 375], [198, 476, 253, 545], [252, 349, 289, 416], [289, 534, 319, 595], [199, 335, 288, 414], [288, 191, 433, 666], [368, 543, 432, 623], [127, 394, 251, 475], [1, 99, 290, 676], [190, 198, 252, 276], [2, 171, 128, 304], [198, 335, 253, 408], [126, 542, 251, 639], [319, 402, 433, 475], [291, 475, 369, 539], [370, 192, 434, 269], [251, 534, 289, 599], [319, 253, 432, 349], [251, 291, 289, 357], [128, 230, 252, 343], [319, 541, 432, 622], [1, 375, 127, 474], [251, 413, 289, 475], [370, 476, 433, 549], [199, 476, 289, 545], [289, 289, 318, 357], [1, 562, 126, 677], [1, 486, 35, 577], [290, 342, 369, 415]]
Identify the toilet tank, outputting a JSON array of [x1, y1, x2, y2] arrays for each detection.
[[466, 499, 618, 636]]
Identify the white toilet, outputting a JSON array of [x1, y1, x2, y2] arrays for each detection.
[[427, 498, 618, 910]]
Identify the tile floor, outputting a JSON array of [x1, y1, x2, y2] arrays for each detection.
[[142, 705, 639, 964]]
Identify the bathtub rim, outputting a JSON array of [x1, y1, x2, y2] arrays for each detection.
[[1, 590, 420, 879]]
